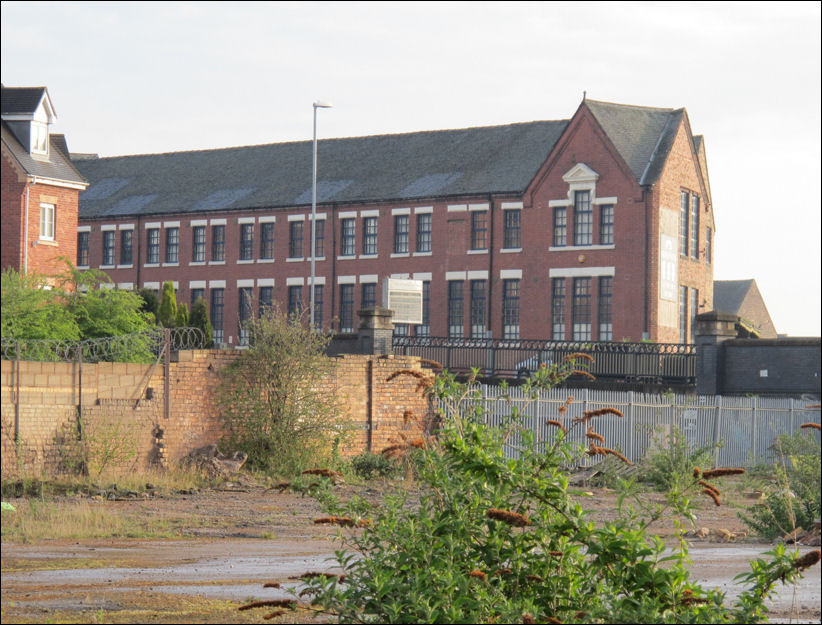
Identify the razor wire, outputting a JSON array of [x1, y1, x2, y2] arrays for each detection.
[[1, 326, 207, 363]]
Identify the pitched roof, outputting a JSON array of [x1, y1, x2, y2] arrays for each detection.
[[584, 99, 684, 185], [713, 279, 777, 338], [1, 122, 87, 186], [1, 86, 48, 116], [74, 121, 569, 218]]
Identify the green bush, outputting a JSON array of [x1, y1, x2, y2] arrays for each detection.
[[297, 365, 815, 623], [740, 429, 821, 540], [639, 425, 720, 492], [350, 452, 401, 480]]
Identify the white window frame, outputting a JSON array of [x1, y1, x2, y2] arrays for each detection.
[[39, 203, 55, 240]]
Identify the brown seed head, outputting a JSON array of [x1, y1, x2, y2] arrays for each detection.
[[492, 568, 513, 577], [468, 569, 487, 581], [800, 422, 821, 431], [238, 599, 297, 611], [793, 550, 821, 571], [693, 467, 701, 478], [557, 405, 567, 415], [263, 582, 281, 588], [548, 551, 563, 557], [572, 370, 597, 381], [419, 358, 443, 369], [525, 574, 545, 582], [546, 419, 567, 434], [701, 468, 745, 479], [486, 508, 531, 527], [564, 352, 595, 363], [698, 480, 720, 496], [522, 614, 536, 624], [702, 488, 721, 507], [386, 369, 426, 382], [586, 429, 605, 445], [313, 516, 356, 527], [263, 610, 285, 620]]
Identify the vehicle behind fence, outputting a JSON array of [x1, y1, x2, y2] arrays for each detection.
[[453, 385, 821, 467], [393, 337, 696, 387]]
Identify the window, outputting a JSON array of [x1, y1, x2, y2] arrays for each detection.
[[259, 286, 273, 315], [77, 231, 89, 266], [165, 227, 179, 264], [416, 213, 432, 253], [415, 281, 431, 337], [240, 223, 254, 261], [313, 219, 324, 258], [552, 278, 566, 340], [238, 287, 253, 346], [470, 280, 486, 338], [260, 222, 274, 259], [598, 277, 613, 341], [102, 231, 115, 266], [147, 228, 160, 264], [31, 123, 48, 154], [394, 215, 409, 254], [470, 211, 488, 250], [705, 227, 712, 264], [120, 230, 133, 265], [553, 207, 567, 247], [448, 281, 464, 338], [288, 285, 303, 317], [361, 283, 377, 309], [40, 203, 55, 240], [210, 288, 224, 345], [190, 288, 205, 306], [600, 204, 614, 245], [690, 288, 699, 343], [339, 284, 355, 333], [689, 195, 699, 259], [502, 279, 520, 339], [573, 191, 592, 246], [572, 278, 592, 340], [679, 191, 689, 256], [503, 209, 521, 249], [289, 221, 303, 258], [363, 216, 378, 255], [679, 285, 688, 344], [312, 284, 324, 329], [192, 226, 206, 262], [394, 323, 409, 336], [211, 225, 225, 262], [341, 218, 355, 256]]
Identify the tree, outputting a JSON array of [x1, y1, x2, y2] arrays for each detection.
[[189, 296, 213, 348], [137, 288, 159, 324], [216, 307, 343, 474], [1, 268, 79, 341], [175, 302, 190, 328], [158, 281, 178, 327]]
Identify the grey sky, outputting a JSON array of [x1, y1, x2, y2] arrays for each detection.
[[2, 1, 820, 336]]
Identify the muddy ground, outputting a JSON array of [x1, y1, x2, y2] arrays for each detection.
[[1, 481, 820, 623]]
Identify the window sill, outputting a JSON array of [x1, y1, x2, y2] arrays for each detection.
[[76, 264, 90, 269], [360, 254, 378, 260], [286, 257, 304, 262], [144, 263, 160, 268], [467, 249, 488, 255], [337, 255, 357, 261], [36, 238, 58, 247], [190, 261, 206, 266], [391, 253, 410, 258], [237, 259, 254, 264], [307, 256, 326, 262], [548, 244, 615, 252], [413, 251, 432, 257], [209, 261, 226, 265], [117, 265, 134, 269], [257, 258, 275, 263], [162, 263, 179, 267], [99, 265, 115, 270], [500, 248, 522, 254]]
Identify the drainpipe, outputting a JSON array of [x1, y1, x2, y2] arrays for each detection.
[[486, 194, 495, 338], [23, 179, 32, 274]]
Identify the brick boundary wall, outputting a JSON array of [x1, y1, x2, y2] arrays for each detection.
[[1, 351, 432, 478]]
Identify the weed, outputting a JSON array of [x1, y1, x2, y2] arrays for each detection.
[[638, 425, 721, 492]]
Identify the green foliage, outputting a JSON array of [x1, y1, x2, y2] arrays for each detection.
[[740, 429, 821, 540], [56, 412, 139, 479], [175, 302, 190, 328], [350, 452, 401, 480], [189, 297, 213, 348], [1, 268, 79, 342], [136, 287, 159, 323], [298, 365, 813, 624], [638, 425, 720, 492], [158, 281, 178, 327], [216, 307, 344, 474]]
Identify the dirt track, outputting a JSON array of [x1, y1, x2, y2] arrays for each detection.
[[1, 484, 820, 623]]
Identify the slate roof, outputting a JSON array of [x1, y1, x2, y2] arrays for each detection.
[[585, 99, 684, 185], [1, 122, 87, 186], [0, 86, 48, 116], [73, 99, 692, 220], [713, 279, 756, 315], [713, 279, 777, 338]]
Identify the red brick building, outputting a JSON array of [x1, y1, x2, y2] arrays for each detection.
[[71, 98, 714, 345], [2, 87, 88, 279]]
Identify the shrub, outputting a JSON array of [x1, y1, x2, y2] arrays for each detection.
[[639, 425, 720, 492], [296, 364, 816, 624], [189, 297, 213, 348], [740, 429, 821, 540], [350, 453, 401, 480], [158, 281, 178, 327]]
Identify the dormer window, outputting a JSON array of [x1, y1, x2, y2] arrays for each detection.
[[31, 122, 48, 154]]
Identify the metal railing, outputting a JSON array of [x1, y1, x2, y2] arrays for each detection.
[[393, 336, 696, 385]]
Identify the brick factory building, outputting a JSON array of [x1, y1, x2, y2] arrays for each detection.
[[40, 96, 715, 345]]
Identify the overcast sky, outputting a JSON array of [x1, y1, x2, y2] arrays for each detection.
[[2, 1, 820, 337]]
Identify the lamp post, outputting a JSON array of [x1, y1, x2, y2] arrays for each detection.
[[311, 100, 333, 328]]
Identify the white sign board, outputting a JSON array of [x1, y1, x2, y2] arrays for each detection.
[[382, 278, 423, 324]]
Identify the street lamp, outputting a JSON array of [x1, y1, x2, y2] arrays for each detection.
[[311, 100, 333, 328]]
